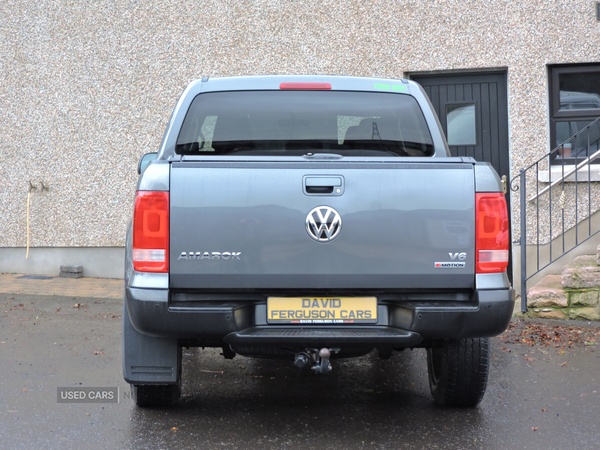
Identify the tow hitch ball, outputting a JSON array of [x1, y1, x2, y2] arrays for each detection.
[[294, 348, 336, 374]]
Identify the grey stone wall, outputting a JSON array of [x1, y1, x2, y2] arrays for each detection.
[[1, 0, 600, 248]]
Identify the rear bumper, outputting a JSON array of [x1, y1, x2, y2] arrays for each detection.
[[223, 326, 423, 347], [125, 285, 515, 347]]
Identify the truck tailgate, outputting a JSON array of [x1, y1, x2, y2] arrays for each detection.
[[169, 161, 476, 290]]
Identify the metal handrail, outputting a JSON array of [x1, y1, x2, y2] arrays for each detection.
[[517, 116, 600, 184], [527, 147, 600, 202], [511, 116, 600, 312]]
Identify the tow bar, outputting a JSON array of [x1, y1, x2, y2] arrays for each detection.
[[294, 348, 338, 374]]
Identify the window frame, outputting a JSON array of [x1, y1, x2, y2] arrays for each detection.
[[444, 101, 478, 147], [549, 64, 600, 165]]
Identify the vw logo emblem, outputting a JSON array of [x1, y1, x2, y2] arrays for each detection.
[[306, 206, 342, 242]]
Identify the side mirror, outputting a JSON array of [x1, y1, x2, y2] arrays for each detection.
[[138, 152, 158, 175]]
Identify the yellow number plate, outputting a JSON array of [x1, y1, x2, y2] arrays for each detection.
[[267, 297, 377, 324]]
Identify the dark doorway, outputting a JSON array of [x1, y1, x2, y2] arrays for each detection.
[[410, 71, 511, 280]]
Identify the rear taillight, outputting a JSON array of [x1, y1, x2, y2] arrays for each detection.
[[133, 191, 169, 273], [476, 193, 509, 273]]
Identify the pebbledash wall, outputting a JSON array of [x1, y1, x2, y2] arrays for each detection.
[[1, 0, 600, 279]]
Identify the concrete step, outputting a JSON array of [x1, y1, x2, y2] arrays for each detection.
[[527, 275, 568, 309], [526, 244, 600, 321], [527, 269, 600, 321], [561, 255, 600, 289]]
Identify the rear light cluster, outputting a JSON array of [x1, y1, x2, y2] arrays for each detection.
[[475, 193, 509, 274], [133, 191, 169, 273], [279, 82, 332, 90]]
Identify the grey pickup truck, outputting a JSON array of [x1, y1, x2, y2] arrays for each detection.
[[123, 75, 514, 407]]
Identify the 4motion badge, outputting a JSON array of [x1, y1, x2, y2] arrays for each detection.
[[434, 252, 467, 269]]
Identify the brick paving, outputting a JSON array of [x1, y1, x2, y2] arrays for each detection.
[[0, 273, 122, 299]]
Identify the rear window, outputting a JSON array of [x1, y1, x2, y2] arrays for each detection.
[[176, 91, 434, 157]]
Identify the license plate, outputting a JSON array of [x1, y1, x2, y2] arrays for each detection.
[[267, 297, 377, 324]]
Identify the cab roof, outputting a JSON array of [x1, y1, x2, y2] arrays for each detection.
[[192, 75, 416, 95]]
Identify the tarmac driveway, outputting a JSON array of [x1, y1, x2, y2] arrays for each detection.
[[1, 274, 599, 449]]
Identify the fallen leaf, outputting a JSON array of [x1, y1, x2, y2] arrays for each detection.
[[541, 409, 547, 412], [560, 362, 567, 366], [531, 427, 538, 431], [23, 388, 26, 392]]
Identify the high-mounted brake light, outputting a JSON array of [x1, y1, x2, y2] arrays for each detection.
[[476, 193, 509, 274], [133, 191, 169, 273], [279, 83, 332, 90]]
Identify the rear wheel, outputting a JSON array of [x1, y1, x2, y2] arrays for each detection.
[[426, 338, 490, 407]]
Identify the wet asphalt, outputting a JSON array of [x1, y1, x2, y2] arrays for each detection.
[[1, 292, 599, 450]]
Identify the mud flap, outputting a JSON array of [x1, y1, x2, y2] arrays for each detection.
[[122, 295, 180, 384]]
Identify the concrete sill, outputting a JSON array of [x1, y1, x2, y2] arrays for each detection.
[[538, 166, 600, 183]]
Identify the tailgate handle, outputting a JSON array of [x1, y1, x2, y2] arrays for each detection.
[[303, 176, 344, 196], [307, 186, 334, 194]]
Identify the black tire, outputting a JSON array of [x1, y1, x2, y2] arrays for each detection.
[[131, 381, 181, 407], [426, 337, 490, 407]]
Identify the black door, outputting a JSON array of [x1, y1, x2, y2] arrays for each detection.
[[410, 71, 511, 280]]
